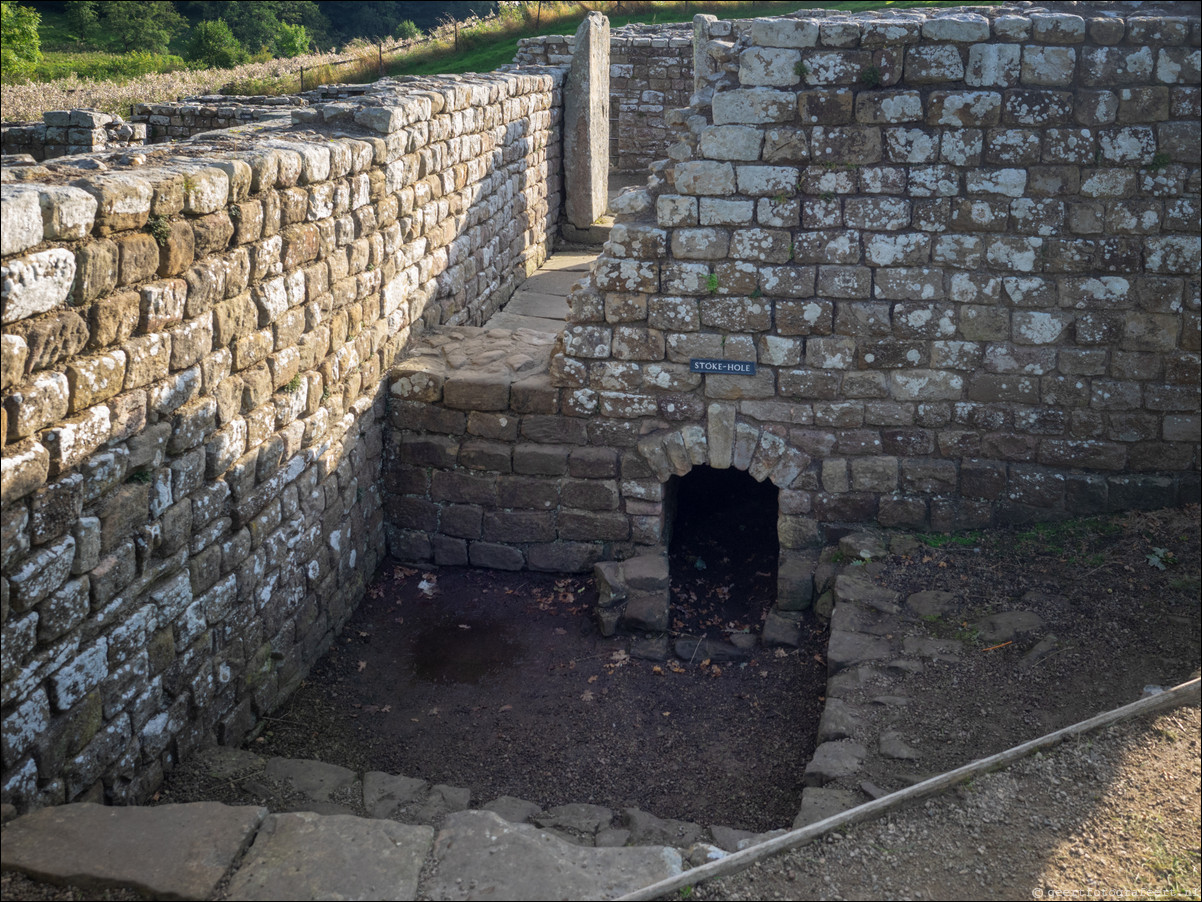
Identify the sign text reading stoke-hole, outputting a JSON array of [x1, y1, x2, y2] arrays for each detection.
[[689, 358, 757, 375]]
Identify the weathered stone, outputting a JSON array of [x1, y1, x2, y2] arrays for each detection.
[[564, 13, 609, 229], [794, 787, 862, 828], [1, 185, 43, 255], [226, 811, 432, 902], [0, 803, 267, 900], [2, 249, 77, 325], [803, 741, 867, 786]]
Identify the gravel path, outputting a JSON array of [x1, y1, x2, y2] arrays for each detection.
[[690, 703, 1201, 902]]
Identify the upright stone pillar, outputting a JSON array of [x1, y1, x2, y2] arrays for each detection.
[[564, 11, 609, 232], [692, 14, 719, 105]]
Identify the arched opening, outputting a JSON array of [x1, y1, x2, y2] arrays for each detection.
[[665, 466, 779, 641]]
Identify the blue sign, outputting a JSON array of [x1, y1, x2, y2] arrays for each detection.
[[689, 358, 756, 375]]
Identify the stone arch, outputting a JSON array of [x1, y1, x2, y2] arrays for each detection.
[[626, 417, 819, 620]]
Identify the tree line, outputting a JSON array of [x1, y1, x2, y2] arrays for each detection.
[[4, 1, 499, 77]]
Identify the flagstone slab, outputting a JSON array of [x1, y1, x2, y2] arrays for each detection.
[[225, 811, 433, 902], [0, 802, 266, 901], [424, 810, 683, 901]]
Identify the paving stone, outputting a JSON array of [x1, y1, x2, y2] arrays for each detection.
[[226, 811, 432, 901], [832, 575, 901, 613], [483, 795, 543, 824], [710, 824, 757, 853], [817, 697, 865, 742], [827, 629, 893, 673], [0, 802, 265, 901], [426, 810, 683, 901], [905, 590, 957, 617], [362, 772, 428, 819], [804, 741, 867, 787], [793, 787, 862, 828], [265, 757, 356, 802], [879, 731, 923, 760], [533, 802, 615, 837], [620, 807, 705, 847]]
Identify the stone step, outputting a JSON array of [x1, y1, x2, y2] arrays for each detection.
[[0, 796, 744, 902]]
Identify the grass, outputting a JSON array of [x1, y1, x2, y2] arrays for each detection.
[[918, 530, 983, 549], [32, 49, 191, 83]]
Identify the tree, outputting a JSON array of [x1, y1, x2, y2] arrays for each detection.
[[102, 1, 187, 54], [0, 1, 41, 83], [273, 20, 310, 58], [185, 18, 247, 68], [64, 1, 100, 47], [395, 20, 421, 42]]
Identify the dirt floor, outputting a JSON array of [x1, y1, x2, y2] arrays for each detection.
[[239, 464, 825, 832], [3, 505, 1199, 901]]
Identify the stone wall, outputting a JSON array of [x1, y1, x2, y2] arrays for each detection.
[[515, 23, 694, 170], [130, 96, 304, 143], [1, 111, 148, 162], [1, 69, 562, 812], [389, 6, 1200, 609]]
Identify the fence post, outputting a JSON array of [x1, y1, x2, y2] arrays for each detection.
[[378, 42, 383, 76], [299, 65, 305, 91]]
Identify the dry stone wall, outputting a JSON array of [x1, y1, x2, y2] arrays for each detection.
[[389, 6, 1200, 612], [1, 111, 148, 162], [515, 24, 695, 170], [0, 69, 562, 812], [130, 96, 304, 143]]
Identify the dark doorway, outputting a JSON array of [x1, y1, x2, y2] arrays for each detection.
[[666, 467, 779, 639]]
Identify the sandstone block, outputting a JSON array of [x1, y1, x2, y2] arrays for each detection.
[[2, 249, 77, 325], [1, 186, 43, 255], [36, 186, 98, 241], [712, 89, 796, 125]]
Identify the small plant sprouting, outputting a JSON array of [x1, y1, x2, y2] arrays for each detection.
[[860, 65, 882, 88], [820, 190, 835, 202], [788, 242, 796, 261], [1146, 152, 1172, 172], [127, 470, 152, 484], [794, 60, 809, 79], [750, 286, 763, 298], [146, 215, 171, 247], [1146, 546, 1178, 570], [282, 374, 303, 393], [706, 272, 719, 295]]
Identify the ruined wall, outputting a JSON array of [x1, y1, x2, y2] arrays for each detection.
[[388, 6, 1200, 603], [1, 111, 148, 162], [130, 96, 303, 143], [1, 69, 562, 811], [515, 24, 694, 170]]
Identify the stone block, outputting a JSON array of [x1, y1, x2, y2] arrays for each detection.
[[713, 89, 796, 125], [2, 249, 77, 325], [1, 186, 43, 256]]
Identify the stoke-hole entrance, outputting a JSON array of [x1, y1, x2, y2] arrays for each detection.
[[666, 466, 779, 639]]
